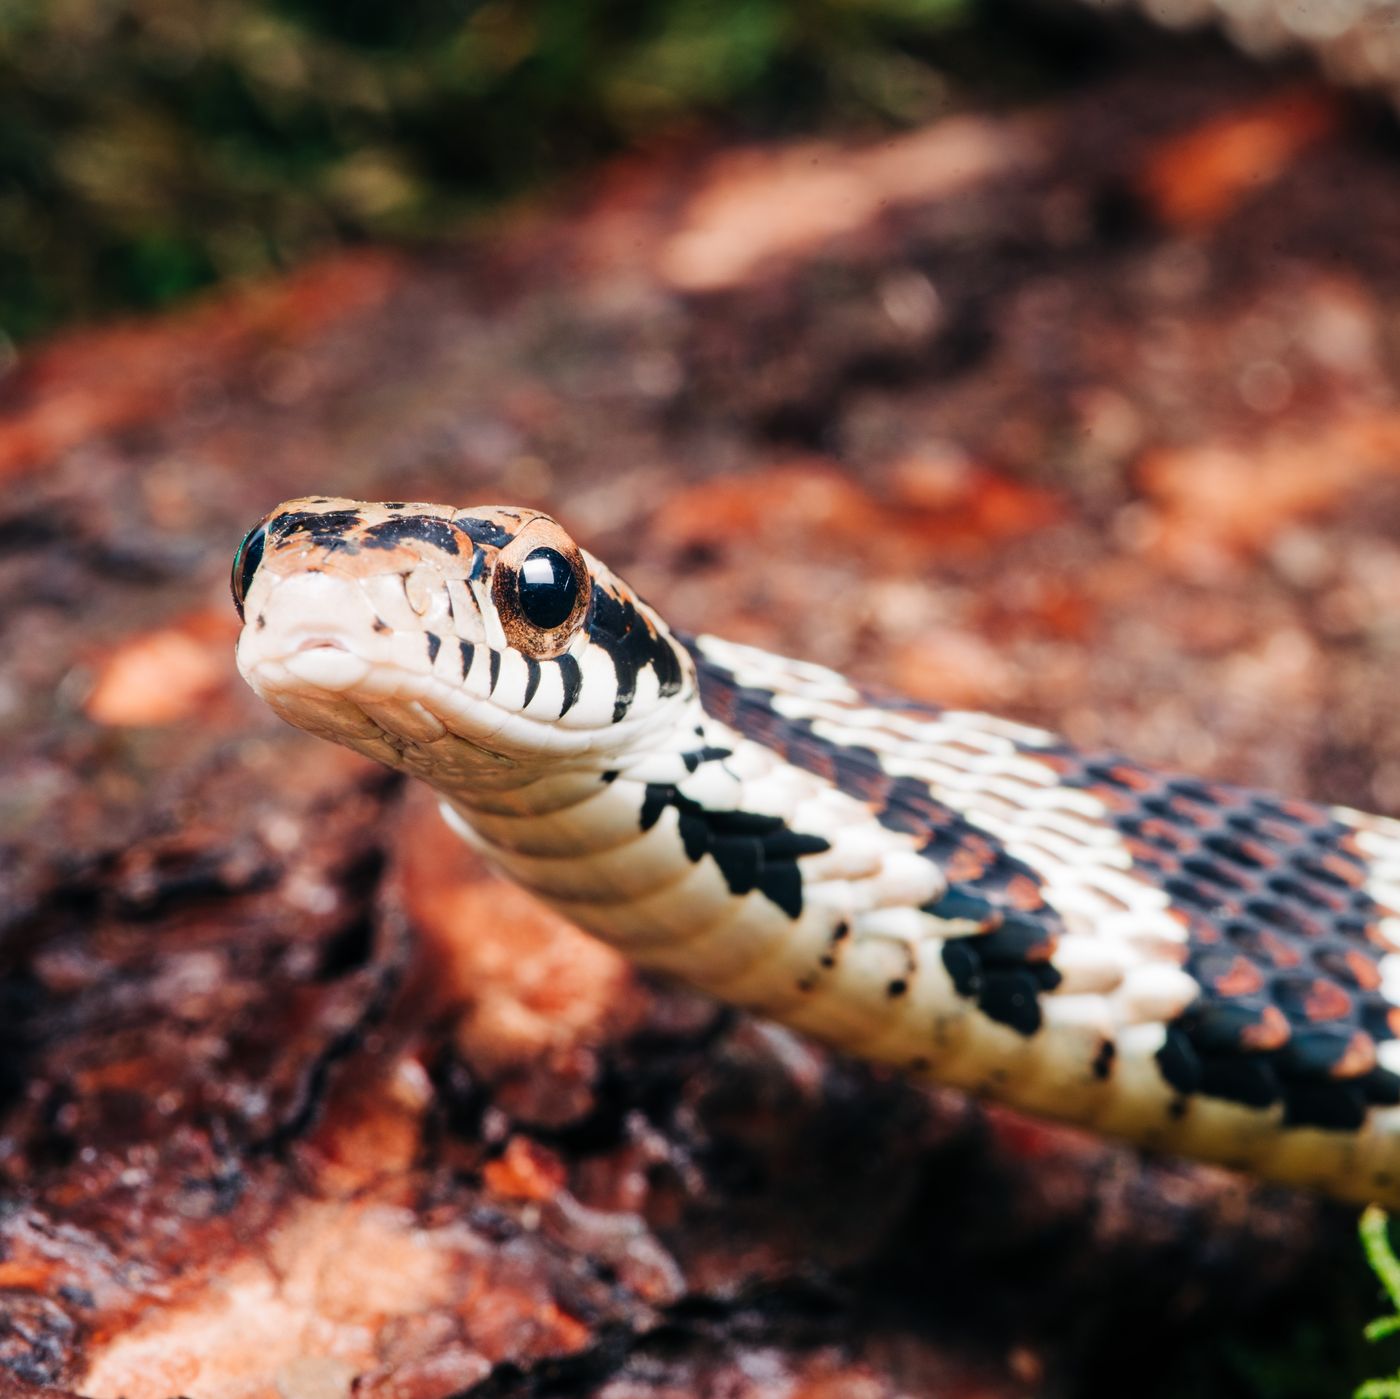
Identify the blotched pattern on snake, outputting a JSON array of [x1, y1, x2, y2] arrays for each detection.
[[233, 497, 1400, 1208]]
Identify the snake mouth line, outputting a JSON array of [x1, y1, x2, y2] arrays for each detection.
[[245, 641, 601, 765], [274, 639, 372, 692]]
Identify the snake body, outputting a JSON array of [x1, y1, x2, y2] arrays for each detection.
[[234, 498, 1400, 1207]]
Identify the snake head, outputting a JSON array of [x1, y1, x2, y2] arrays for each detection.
[[232, 497, 695, 778]]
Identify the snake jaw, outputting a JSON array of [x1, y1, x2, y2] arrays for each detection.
[[281, 643, 371, 694]]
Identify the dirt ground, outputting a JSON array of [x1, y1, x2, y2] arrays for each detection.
[[6, 29, 1400, 1399]]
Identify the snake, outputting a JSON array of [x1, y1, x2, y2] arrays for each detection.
[[232, 496, 1400, 1209]]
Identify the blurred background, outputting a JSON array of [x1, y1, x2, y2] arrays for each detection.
[[8, 3, 1400, 1398], [2, 0, 992, 342], [8, 0, 1396, 345]]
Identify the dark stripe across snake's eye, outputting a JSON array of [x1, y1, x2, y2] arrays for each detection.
[[231, 523, 267, 620], [517, 547, 579, 630]]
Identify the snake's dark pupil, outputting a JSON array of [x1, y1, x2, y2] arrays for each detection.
[[517, 547, 578, 629], [231, 524, 266, 620]]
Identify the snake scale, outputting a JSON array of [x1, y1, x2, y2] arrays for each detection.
[[233, 497, 1400, 1208]]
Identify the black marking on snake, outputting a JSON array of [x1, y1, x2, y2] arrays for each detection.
[[270, 509, 364, 550], [360, 515, 460, 554], [688, 640, 1064, 1036], [456, 517, 514, 549], [523, 657, 541, 708], [975, 970, 1046, 1037], [940, 932, 1057, 1036], [458, 640, 474, 678], [1032, 740, 1400, 1129], [942, 940, 981, 997], [425, 632, 441, 664], [681, 745, 733, 773], [638, 783, 829, 918], [591, 586, 684, 723], [555, 654, 583, 717], [487, 650, 501, 695]]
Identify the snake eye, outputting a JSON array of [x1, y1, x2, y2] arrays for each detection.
[[231, 523, 267, 621], [516, 546, 579, 630]]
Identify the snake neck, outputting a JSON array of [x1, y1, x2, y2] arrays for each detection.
[[436, 657, 955, 1046]]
